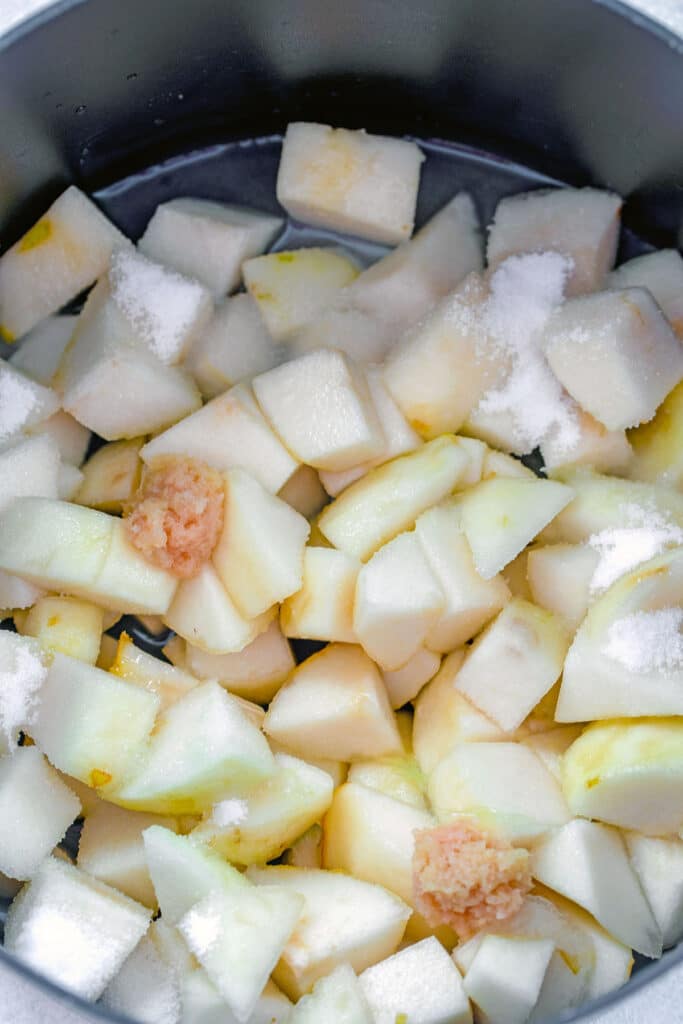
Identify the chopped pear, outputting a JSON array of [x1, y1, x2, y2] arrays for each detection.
[[415, 503, 511, 651], [354, 531, 445, 671], [0, 570, 44, 613], [244, 247, 359, 340], [281, 546, 358, 643], [277, 464, 328, 520], [454, 477, 574, 579], [541, 406, 633, 477], [75, 438, 143, 512], [291, 963, 373, 1024], [0, 359, 60, 446], [428, 742, 570, 842], [486, 187, 621, 296], [608, 248, 683, 337], [23, 594, 104, 664], [382, 647, 441, 710], [543, 288, 683, 430], [101, 927, 182, 1024], [264, 643, 402, 762], [283, 825, 324, 869], [109, 632, 198, 709], [0, 434, 61, 514], [276, 122, 424, 245], [212, 468, 309, 618], [530, 818, 662, 957], [522, 725, 584, 783], [318, 435, 469, 561], [624, 832, 683, 948], [184, 619, 294, 704], [463, 934, 554, 1024], [246, 865, 411, 999], [97, 518, 181, 615], [481, 448, 536, 480], [111, 681, 275, 815], [0, 185, 129, 340], [628, 379, 683, 487], [141, 383, 299, 494], [347, 751, 428, 810], [180, 969, 292, 1024], [139, 197, 282, 297], [501, 548, 532, 599], [253, 349, 384, 472], [192, 752, 332, 865], [562, 718, 683, 835], [454, 598, 570, 732], [412, 651, 505, 775], [8, 314, 77, 385], [27, 409, 90, 467], [526, 543, 598, 632], [556, 547, 683, 721], [57, 462, 84, 500]]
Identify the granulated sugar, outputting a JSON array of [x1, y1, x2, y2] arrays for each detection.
[[211, 797, 248, 828], [475, 252, 580, 454], [0, 633, 48, 747], [604, 607, 683, 672], [0, 363, 40, 443], [589, 504, 683, 593], [179, 901, 221, 958], [109, 249, 210, 364]]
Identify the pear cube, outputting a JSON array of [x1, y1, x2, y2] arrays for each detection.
[[0, 359, 60, 446], [101, 930, 181, 1024], [624, 832, 683, 948], [276, 122, 424, 245], [281, 546, 359, 644], [526, 543, 598, 632], [608, 249, 683, 337], [291, 963, 373, 1024], [277, 464, 328, 519], [75, 438, 143, 512], [628, 379, 683, 487], [521, 725, 584, 783], [0, 570, 44, 613], [541, 406, 633, 477], [0, 631, 49, 747], [0, 434, 61, 514], [180, 970, 292, 1024], [139, 197, 282, 298], [463, 934, 554, 1024], [264, 643, 402, 762], [347, 751, 428, 810], [183, 620, 294, 704], [27, 409, 90, 466], [57, 462, 84, 500], [382, 647, 441, 709], [8, 315, 77, 385], [23, 595, 104, 664]]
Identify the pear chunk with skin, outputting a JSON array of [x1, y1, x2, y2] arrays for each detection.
[[75, 438, 143, 512], [192, 752, 334, 865], [541, 406, 633, 478], [111, 681, 275, 815], [253, 349, 384, 472], [428, 742, 571, 843], [453, 598, 570, 732], [276, 122, 424, 245], [526, 543, 599, 633], [415, 503, 511, 651], [608, 248, 683, 337], [561, 718, 683, 835], [486, 187, 622, 296], [291, 963, 373, 1024], [360, 938, 472, 1024], [318, 435, 469, 561], [627, 379, 683, 487], [463, 934, 555, 1024], [244, 247, 359, 341], [530, 819, 662, 957], [109, 632, 198, 710], [23, 594, 104, 665], [281, 546, 359, 644], [624, 832, 683, 948], [353, 531, 445, 671], [348, 750, 428, 810], [212, 468, 310, 619], [246, 865, 411, 999], [264, 643, 402, 762], [556, 547, 683, 721], [183, 620, 295, 704], [453, 477, 574, 579], [141, 383, 299, 494], [0, 434, 61, 514]]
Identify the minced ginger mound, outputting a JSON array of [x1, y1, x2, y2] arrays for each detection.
[[124, 456, 224, 578], [412, 818, 532, 940]]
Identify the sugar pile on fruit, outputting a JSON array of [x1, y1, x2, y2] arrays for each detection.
[[0, 120, 682, 1024]]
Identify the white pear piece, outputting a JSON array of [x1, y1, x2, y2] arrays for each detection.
[[382, 647, 441, 709], [526, 543, 598, 632], [76, 437, 142, 512], [27, 409, 90, 466], [608, 248, 683, 336], [281, 546, 358, 644], [23, 594, 103, 664], [0, 631, 49, 748], [180, 969, 292, 1024], [184, 620, 294, 704], [0, 358, 60, 446], [101, 928, 182, 1024], [463, 934, 554, 1024], [624, 832, 683, 948], [0, 570, 44, 613], [109, 633, 198, 710], [522, 725, 584, 783], [291, 963, 373, 1024], [277, 464, 328, 520], [541, 406, 633, 477], [347, 752, 428, 810], [0, 434, 60, 514], [481, 448, 536, 481], [8, 314, 77, 385]]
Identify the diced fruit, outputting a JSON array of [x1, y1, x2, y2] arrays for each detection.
[[141, 383, 298, 494], [8, 314, 77, 385], [101, 928, 182, 1024], [165, 564, 273, 655], [212, 468, 309, 618], [412, 651, 505, 776], [501, 549, 531, 599], [264, 643, 402, 762], [76, 438, 143, 512], [59, 280, 202, 441], [178, 876, 303, 1023], [383, 274, 497, 439], [556, 547, 683, 721], [291, 963, 373, 1024], [360, 937, 472, 1024], [415, 503, 511, 651], [0, 185, 129, 339], [318, 435, 468, 561], [486, 187, 621, 296], [283, 825, 324, 869], [609, 249, 683, 337], [428, 743, 570, 842], [463, 934, 554, 1024], [184, 620, 294, 704], [453, 598, 570, 732], [382, 648, 440, 710], [23, 595, 103, 664], [31, 652, 160, 792], [77, 802, 179, 907], [4, 856, 150, 1000], [27, 409, 90, 466], [139, 198, 282, 297], [521, 725, 584, 783], [253, 349, 383, 472], [481, 448, 537, 481], [192, 752, 333, 865], [281, 546, 358, 644], [0, 434, 61, 514], [543, 288, 683, 430], [0, 359, 60, 446], [561, 718, 683, 835], [323, 781, 435, 907], [624, 832, 683, 948], [0, 632, 49, 750], [347, 750, 427, 810], [109, 633, 198, 710], [277, 465, 328, 520], [185, 293, 279, 399], [0, 748, 80, 879], [0, 570, 44, 613], [295, 305, 392, 365], [530, 819, 662, 957], [181, 968, 292, 1024], [58, 462, 84, 500], [276, 122, 424, 245], [244, 247, 358, 340], [246, 865, 411, 999], [628, 379, 683, 487], [112, 681, 275, 815], [526, 543, 598, 632], [541, 406, 633, 477], [354, 531, 445, 671]]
